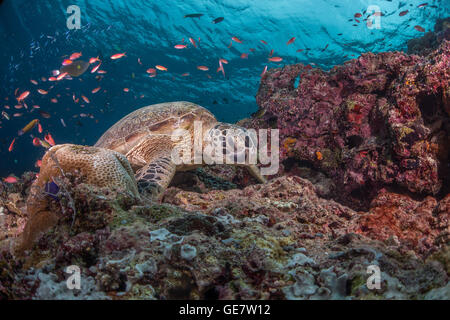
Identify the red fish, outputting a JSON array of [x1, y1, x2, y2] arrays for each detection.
[[32, 137, 41, 146], [92, 87, 101, 94], [110, 52, 126, 60], [62, 59, 73, 66], [89, 56, 100, 64], [260, 65, 268, 78], [418, 3, 428, 8], [156, 65, 167, 71], [218, 60, 225, 77], [17, 90, 30, 102], [38, 123, 43, 133], [219, 58, 228, 64], [181, 73, 190, 77], [287, 37, 296, 45], [91, 63, 101, 73], [260, 40, 268, 45], [197, 66, 209, 71], [123, 88, 129, 92], [174, 44, 187, 49], [44, 133, 55, 146], [399, 10, 409, 16], [146, 68, 157, 74], [189, 37, 197, 48], [37, 89, 48, 95], [35, 160, 42, 167], [56, 72, 68, 81], [81, 95, 90, 103], [8, 138, 15, 152], [232, 36, 242, 43], [70, 52, 82, 60], [268, 57, 283, 62], [354, 13, 362, 18], [414, 25, 425, 32], [269, 49, 274, 57], [240, 53, 248, 59], [30, 79, 38, 85], [48, 77, 57, 81], [3, 176, 18, 184]]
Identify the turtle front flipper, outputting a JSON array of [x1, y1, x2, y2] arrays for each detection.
[[135, 153, 176, 201]]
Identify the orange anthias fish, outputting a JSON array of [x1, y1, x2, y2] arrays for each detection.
[[268, 57, 283, 62], [56, 72, 68, 81], [70, 52, 82, 60], [287, 37, 296, 45], [3, 176, 18, 184], [32, 137, 41, 147], [189, 37, 197, 48], [38, 123, 43, 133], [260, 65, 268, 78], [44, 133, 55, 146], [81, 95, 90, 103], [17, 90, 30, 102], [91, 63, 101, 73], [37, 89, 48, 95], [8, 138, 16, 152], [92, 87, 101, 94], [156, 65, 167, 71], [197, 66, 209, 71], [219, 58, 228, 64], [240, 53, 248, 59], [174, 44, 187, 49], [399, 10, 409, 16], [62, 59, 73, 66], [414, 25, 425, 32], [231, 36, 242, 43], [89, 56, 100, 64], [218, 60, 225, 77], [260, 40, 268, 45], [18, 119, 39, 136], [110, 52, 126, 60]]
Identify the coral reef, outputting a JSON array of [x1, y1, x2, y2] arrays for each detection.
[[0, 36, 448, 301], [0, 173, 448, 300], [245, 40, 449, 210], [407, 17, 450, 56]]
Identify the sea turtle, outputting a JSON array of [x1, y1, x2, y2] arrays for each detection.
[[94, 101, 266, 200]]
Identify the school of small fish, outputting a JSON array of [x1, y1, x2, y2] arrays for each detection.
[[0, 5, 433, 181]]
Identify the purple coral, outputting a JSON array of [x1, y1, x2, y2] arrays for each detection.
[[250, 40, 450, 209]]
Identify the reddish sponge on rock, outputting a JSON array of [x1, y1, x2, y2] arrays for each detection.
[[250, 40, 450, 209]]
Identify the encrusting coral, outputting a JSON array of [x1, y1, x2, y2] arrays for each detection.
[[244, 40, 449, 209]]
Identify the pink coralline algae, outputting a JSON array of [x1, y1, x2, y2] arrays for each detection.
[[249, 40, 450, 209]]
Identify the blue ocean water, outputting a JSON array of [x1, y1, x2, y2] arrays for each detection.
[[0, 0, 448, 177]]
